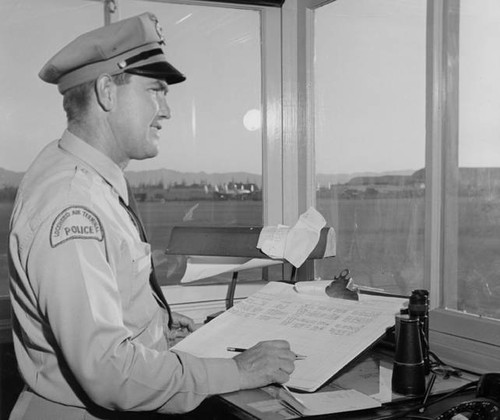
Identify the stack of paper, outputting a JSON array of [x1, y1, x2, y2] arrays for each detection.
[[172, 281, 406, 392]]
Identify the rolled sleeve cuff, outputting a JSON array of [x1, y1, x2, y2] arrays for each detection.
[[204, 358, 240, 394]]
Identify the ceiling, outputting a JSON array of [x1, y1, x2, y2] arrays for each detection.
[[199, 0, 285, 7]]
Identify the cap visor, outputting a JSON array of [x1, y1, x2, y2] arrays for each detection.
[[125, 62, 186, 84]]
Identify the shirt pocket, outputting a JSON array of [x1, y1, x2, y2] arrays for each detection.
[[121, 240, 158, 334], [133, 242, 151, 277]]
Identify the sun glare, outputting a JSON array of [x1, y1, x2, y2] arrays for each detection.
[[243, 109, 261, 132]]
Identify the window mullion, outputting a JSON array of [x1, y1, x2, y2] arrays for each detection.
[[261, 6, 284, 226], [441, 0, 460, 311]]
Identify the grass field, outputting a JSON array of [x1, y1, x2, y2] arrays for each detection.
[[2, 196, 500, 319]]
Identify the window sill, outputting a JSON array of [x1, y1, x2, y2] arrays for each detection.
[[430, 308, 500, 374]]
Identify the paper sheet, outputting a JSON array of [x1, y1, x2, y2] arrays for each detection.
[[172, 281, 406, 392], [284, 207, 326, 267], [176, 207, 335, 284], [257, 224, 289, 259], [293, 280, 331, 296], [257, 207, 329, 267], [371, 365, 393, 403], [296, 389, 381, 415], [180, 256, 282, 283], [246, 399, 295, 418]]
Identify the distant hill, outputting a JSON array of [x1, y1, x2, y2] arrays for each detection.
[[125, 168, 262, 188], [0, 166, 423, 189], [413, 167, 500, 188], [0, 167, 264, 189], [316, 170, 416, 186]]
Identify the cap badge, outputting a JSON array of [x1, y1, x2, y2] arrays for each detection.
[[149, 14, 165, 44]]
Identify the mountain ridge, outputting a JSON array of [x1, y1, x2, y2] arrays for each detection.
[[0, 167, 420, 189]]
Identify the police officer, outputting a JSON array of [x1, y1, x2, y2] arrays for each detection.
[[8, 12, 295, 419]]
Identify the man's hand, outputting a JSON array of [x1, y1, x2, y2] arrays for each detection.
[[166, 312, 196, 346], [233, 340, 296, 389], [170, 311, 196, 332]]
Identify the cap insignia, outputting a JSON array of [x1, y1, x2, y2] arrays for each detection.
[[149, 14, 165, 44]]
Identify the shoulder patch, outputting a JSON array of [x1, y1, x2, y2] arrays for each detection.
[[50, 206, 104, 248]]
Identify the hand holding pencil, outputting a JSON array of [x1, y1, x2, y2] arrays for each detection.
[[231, 340, 297, 390]]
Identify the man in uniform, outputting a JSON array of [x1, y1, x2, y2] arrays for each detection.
[[8, 12, 295, 419]]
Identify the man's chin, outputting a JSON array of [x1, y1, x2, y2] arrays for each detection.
[[134, 149, 159, 161]]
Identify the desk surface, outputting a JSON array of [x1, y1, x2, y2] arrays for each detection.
[[207, 389, 479, 420], [207, 347, 478, 420]]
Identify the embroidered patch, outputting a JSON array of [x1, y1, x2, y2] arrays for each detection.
[[50, 206, 104, 248]]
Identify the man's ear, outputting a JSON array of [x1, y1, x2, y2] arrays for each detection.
[[95, 74, 115, 112]]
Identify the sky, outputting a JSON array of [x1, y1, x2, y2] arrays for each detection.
[[314, 0, 500, 173], [315, 0, 426, 175], [0, 0, 262, 174], [1, 0, 500, 176]]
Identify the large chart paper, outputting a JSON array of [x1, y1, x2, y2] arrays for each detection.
[[172, 282, 406, 392]]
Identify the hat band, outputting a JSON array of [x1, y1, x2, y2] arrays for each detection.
[[57, 43, 163, 93], [118, 48, 163, 69]]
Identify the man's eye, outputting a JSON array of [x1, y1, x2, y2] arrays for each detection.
[[152, 88, 166, 95]]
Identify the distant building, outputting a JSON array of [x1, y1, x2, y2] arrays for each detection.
[[132, 182, 262, 201]]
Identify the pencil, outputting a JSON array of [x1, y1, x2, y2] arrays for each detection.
[[226, 347, 307, 359], [226, 347, 246, 352]]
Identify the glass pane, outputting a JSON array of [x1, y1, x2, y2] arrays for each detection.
[[449, 0, 500, 319], [0, 0, 104, 297], [111, 2, 264, 286], [0, 1, 265, 299], [313, 0, 426, 295]]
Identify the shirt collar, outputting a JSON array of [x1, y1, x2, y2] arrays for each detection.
[[58, 129, 129, 204]]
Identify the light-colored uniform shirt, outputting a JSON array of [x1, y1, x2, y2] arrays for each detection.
[[9, 130, 239, 417]]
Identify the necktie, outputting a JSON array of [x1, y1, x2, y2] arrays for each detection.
[[121, 181, 173, 328]]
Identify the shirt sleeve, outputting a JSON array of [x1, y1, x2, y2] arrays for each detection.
[[27, 208, 240, 414]]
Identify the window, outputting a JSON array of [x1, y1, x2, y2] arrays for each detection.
[[293, 0, 500, 372], [425, 0, 500, 373], [446, 0, 500, 320], [312, 0, 426, 295], [0, 0, 283, 323], [428, 0, 500, 371]]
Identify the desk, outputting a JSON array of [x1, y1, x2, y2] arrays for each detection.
[[0, 339, 478, 420], [203, 389, 478, 420], [202, 346, 478, 420]]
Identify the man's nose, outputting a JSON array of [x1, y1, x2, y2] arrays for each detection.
[[158, 96, 171, 119]]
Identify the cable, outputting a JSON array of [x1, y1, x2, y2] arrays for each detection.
[[430, 352, 462, 376], [372, 380, 478, 420]]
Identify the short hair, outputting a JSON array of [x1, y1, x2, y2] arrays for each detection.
[[62, 72, 132, 122]]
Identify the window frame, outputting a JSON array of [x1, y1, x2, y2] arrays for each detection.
[[293, 0, 500, 373], [427, 0, 500, 373]]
